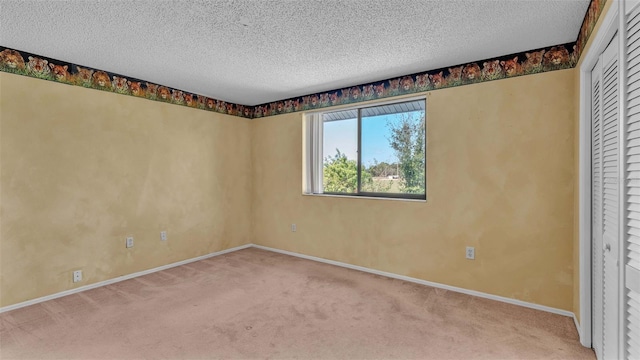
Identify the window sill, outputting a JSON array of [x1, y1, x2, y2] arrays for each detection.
[[302, 193, 426, 203]]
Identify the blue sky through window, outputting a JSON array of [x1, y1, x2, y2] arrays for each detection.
[[323, 110, 424, 167]]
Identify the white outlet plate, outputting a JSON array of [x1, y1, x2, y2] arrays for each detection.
[[126, 236, 134, 248], [291, 224, 297, 232], [466, 246, 475, 260], [73, 270, 82, 283], [160, 231, 167, 241]]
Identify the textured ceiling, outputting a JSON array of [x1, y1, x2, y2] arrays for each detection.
[[1, 0, 590, 106]]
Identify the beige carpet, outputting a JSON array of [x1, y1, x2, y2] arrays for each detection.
[[1, 248, 594, 359]]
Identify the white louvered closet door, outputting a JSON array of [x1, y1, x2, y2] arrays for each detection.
[[601, 33, 620, 360], [593, 54, 605, 360], [625, 3, 640, 359], [592, 32, 620, 360]]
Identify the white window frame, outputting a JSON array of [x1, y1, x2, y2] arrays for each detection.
[[303, 96, 427, 200]]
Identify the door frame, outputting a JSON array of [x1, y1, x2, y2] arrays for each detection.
[[578, 0, 619, 348]]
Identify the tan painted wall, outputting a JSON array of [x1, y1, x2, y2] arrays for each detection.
[[0, 73, 252, 306], [252, 69, 576, 311], [1, 53, 580, 312], [572, 0, 615, 323]]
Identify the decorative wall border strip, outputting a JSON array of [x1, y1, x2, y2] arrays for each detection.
[[575, 0, 607, 60], [0, 47, 254, 118], [0, 0, 607, 120], [250, 0, 607, 118], [251, 41, 578, 118]]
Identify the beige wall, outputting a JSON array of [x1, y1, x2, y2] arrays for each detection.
[[252, 69, 576, 311], [1, 58, 580, 312], [0, 73, 252, 306]]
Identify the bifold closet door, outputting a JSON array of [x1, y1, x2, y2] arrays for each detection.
[[593, 53, 605, 360], [601, 33, 620, 360], [624, 3, 640, 359], [592, 33, 620, 360]]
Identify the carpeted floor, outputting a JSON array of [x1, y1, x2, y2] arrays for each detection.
[[0, 248, 594, 359]]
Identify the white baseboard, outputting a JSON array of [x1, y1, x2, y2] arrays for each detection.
[[0, 242, 578, 327], [251, 244, 576, 318], [574, 313, 582, 341], [0, 244, 252, 314]]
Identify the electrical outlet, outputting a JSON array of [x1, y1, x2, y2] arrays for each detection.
[[73, 270, 82, 283], [291, 223, 297, 232], [126, 236, 134, 248], [466, 246, 475, 260], [160, 231, 167, 241]]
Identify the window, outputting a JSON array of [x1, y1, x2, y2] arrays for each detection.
[[304, 98, 426, 200]]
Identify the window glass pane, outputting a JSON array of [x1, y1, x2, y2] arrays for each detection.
[[318, 99, 426, 199], [361, 101, 425, 195], [322, 115, 358, 193]]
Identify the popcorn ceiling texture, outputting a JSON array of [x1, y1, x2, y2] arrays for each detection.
[[0, 0, 603, 119]]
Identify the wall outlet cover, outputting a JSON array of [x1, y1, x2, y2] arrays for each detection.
[[126, 236, 134, 248], [73, 270, 82, 283], [466, 246, 475, 260]]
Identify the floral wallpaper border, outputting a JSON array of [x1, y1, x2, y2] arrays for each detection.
[[575, 0, 607, 60], [0, 0, 606, 119], [251, 41, 578, 117], [0, 47, 254, 118], [251, 0, 607, 118]]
